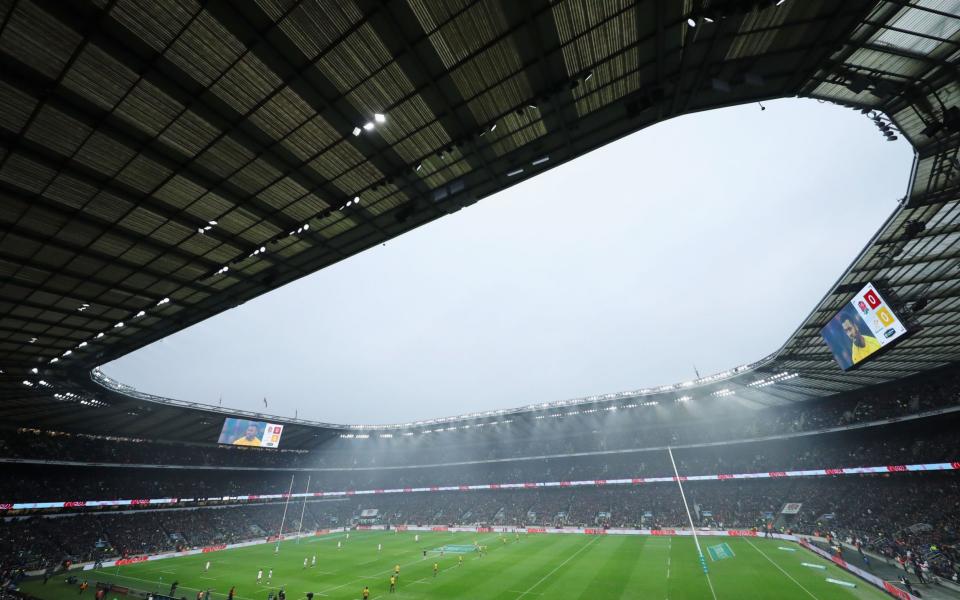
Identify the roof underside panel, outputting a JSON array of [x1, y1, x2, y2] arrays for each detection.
[[2, 0, 959, 441]]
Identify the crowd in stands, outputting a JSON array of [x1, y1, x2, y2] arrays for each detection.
[[0, 502, 343, 573], [0, 420, 955, 504], [1, 474, 957, 582], [2, 363, 958, 470], [0, 366, 958, 583]]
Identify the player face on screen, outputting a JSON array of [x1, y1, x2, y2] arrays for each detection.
[[244, 424, 258, 440], [842, 319, 865, 347]]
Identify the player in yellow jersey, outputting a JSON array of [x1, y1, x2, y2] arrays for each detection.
[[843, 318, 882, 364], [232, 424, 261, 446], [389, 575, 396, 593], [362, 586, 369, 599], [433, 563, 439, 577], [458, 555, 463, 567], [393, 564, 400, 584]]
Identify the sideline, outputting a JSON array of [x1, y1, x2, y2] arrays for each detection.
[[744, 538, 819, 600]]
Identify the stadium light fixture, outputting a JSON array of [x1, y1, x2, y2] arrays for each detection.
[[374, 113, 386, 124], [157, 297, 170, 306], [78, 341, 87, 348], [28, 337, 37, 343], [114, 322, 124, 328], [22, 380, 32, 386], [531, 156, 550, 166], [95, 332, 104, 339], [208, 220, 217, 225], [687, 17, 696, 27], [135, 310, 145, 318], [507, 168, 524, 177], [490, 123, 497, 132], [363, 122, 375, 131], [352, 127, 362, 136], [30, 367, 38, 374], [49, 358, 58, 364], [303, 224, 309, 231]]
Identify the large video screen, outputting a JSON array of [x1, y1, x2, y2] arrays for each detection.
[[217, 418, 284, 448], [820, 282, 908, 371]]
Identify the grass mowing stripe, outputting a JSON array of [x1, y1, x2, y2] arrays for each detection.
[[744, 539, 820, 600], [26, 533, 893, 600], [316, 531, 502, 596], [514, 535, 601, 598]]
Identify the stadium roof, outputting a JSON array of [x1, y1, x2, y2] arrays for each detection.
[[1, 0, 959, 444]]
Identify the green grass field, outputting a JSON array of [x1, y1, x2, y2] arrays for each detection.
[[22, 530, 891, 600]]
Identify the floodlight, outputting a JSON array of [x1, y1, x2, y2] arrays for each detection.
[[374, 113, 386, 123]]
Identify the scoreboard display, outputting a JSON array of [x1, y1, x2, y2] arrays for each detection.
[[217, 417, 284, 448], [819, 282, 909, 371]]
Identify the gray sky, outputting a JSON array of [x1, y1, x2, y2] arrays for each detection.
[[103, 99, 914, 425]]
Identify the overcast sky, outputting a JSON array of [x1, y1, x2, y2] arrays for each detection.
[[103, 99, 914, 425]]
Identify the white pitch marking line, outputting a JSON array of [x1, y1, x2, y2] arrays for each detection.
[[94, 574, 256, 600], [744, 539, 820, 600], [315, 532, 502, 596], [514, 536, 601, 599]]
